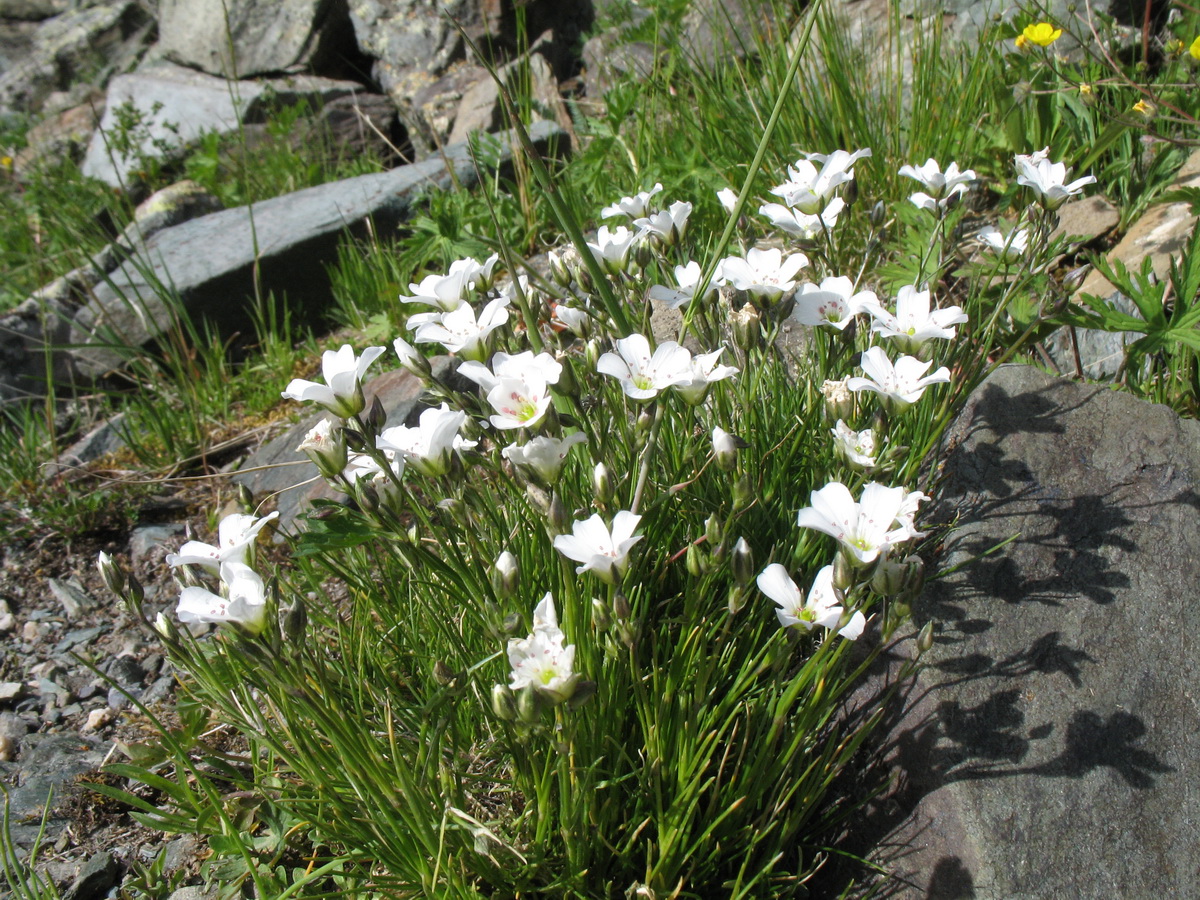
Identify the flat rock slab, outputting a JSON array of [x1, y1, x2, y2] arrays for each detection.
[[871, 364, 1200, 898], [69, 120, 566, 380]]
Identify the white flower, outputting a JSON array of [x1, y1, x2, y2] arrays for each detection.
[[1014, 149, 1096, 209], [868, 285, 968, 354], [601, 183, 663, 219], [847, 346, 950, 413], [502, 432, 587, 484], [757, 198, 845, 240], [166, 511, 279, 573], [899, 159, 975, 211], [550, 302, 591, 335], [553, 511, 643, 584], [978, 226, 1030, 262], [588, 225, 641, 274], [718, 247, 809, 302], [596, 333, 694, 401], [376, 404, 476, 477], [832, 420, 877, 470], [411, 295, 510, 361], [647, 261, 721, 309], [450, 253, 500, 292], [796, 481, 913, 567], [458, 351, 563, 394], [712, 426, 739, 469], [790, 276, 879, 330], [894, 488, 929, 540], [716, 187, 739, 212], [507, 593, 579, 703], [757, 563, 865, 639], [176, 562, 268, 635], [297, 418, 347, 478], [634, 200, 692, 245], [770, 148, 871, 214], [401, 268, 473, 312], [281, 344, 386, 418], [485, 371, 557, 431], [674, 347, 739, 405], [343, 449, 404, 486]]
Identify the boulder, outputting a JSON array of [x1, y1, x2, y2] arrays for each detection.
[[81, 61, 375, 188], [0, 0, 67, 20], [157, 0, 360, 79], [0, 2, 151, 115], [12, 94, 99, 174], [448, 52, 559, 146], [67, 120, 567, 383], [861, 364, 1200, 898]]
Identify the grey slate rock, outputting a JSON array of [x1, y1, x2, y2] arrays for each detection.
[[62, 851, 119, 900], [868, 364, 1200, 898], [68, 120, 568, 382]]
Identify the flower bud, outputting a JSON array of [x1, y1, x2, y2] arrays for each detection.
[[731, 302, 761, 352], [154, 612, 177, 641], [712, 427, 739, 471], [592, 463, 613, 505], [732, 473, 754, 509], [821, 379, 855, 422], [238, 484, 255, 514], [685, 543, 707, 577], [870, 557, 906, 597], [97, 551, 125, 597], [517, 682, 542, 723], [635, 410, 653, 439], [298, 419, 348, 480], [833, 551, 857, 593], [1078, 82, 1096, 106], [916, 620, 935, 655], [493, 551, 520, 598], [869, 200, 887, 229], [548, 249, 571, 286], [727, 585, 748, 615], [548, 491, 570, 534], [591, 597, 612, 630], [704, 515, 723, 547], [365, 395, 387, 432], [584, 338, 602, 370], [126, 573, 145, 609], [731, 537, 754, 586], [433, 660, 456, 685], [1131, 99, 1156, 121], [438, 497, 469, 528], [283, 597, 307, 645], [491, 683, 518, 720], [394, 338, 432, 379], [502, 612, 523, 634], [613, 593, 631, 620], [566, 679, 597, 710]]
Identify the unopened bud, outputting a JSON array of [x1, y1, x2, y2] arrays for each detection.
[[870, 558, 906, 597], [1062, 264, 1090, 293], [833, 552, 857, 593], [433, 660, 456, 685], [732, 473, 754, 509], [613, 593, 631, 620], [593, 463, 613, 505], [712, 427, 739, 471], [548, 249, 572, 286], [585, 338, 602, 369], [126, 573, 145, 608], [282, 597, 307, 644], [731, 302, 761, 352], [843, 177, 859, 206], [154, 612, 177, 641], [394, 338, 432, 379], [869, 199, 887, 229], [517, 683, 542, 723], [502, 612, 523, 634], [97, 551, 125, 597], [685, 543, 707, 577], [438, 497, 469, 528], [493, 551, 519, 598], [731, 537, 754, 586], [635, 410, 653, 438], [916, 620, 935, 654], [567, 680, 598, 710], [591, 597, 612, 630], [238, 484, 255, 514], [491, 683, 518, 720], [727, 585, 749, 615], [1078, 82, 1096, 106], [704, 515, 723, 547], [548, 491, 570, 533]]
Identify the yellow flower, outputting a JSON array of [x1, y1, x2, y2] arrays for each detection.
[[1022, 22, 1063, 47], [1079, 83, 1096, 106], [1190, 35, 1200, 60], [1132, 99, 1156, 120], [0, 156, 11, 169], [1014, 33, 1029, 51]]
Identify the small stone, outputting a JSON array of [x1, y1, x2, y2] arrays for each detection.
[[0, 712, 30, 741], [21, 621, 41, 642], [48, 578, 95, 620], [83, 707, 113, 731], [63, 851, 118, 900], [0, 682, 23, 701], [0, 735, 14, 761]]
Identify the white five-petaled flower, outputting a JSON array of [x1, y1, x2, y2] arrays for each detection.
[[507, 593, 579, 703], [553, 511, 643, 584], [758, 198, 845, 241], [674, 347, 739, 405], [648, 261, 721, 309], [1014, 149, 1096, 210], [588, 225, 641, 274], [410, 295, 510, 362], [166, 511, 279, 574], [281, 344, 385, 419], [847, 346, 951, 413], [502, 432, 587, 485], [718, 247, 809, 303], [458, 351, 563, 394], [978, 226, 1030, 262], [597, 333, 694, 401], [176, 561, 269, 635], [376, 404, 476, 477], [485, 370, 557, 431], [832, 420, 877, 470], [899, 158, 976, 212], [796, 481, 915, 567], [401, 267, 473, 312], [634, 200, 693, 245], [770, 148, 872, 214], [868, 285, 968, 354], [757, 563, 866, 639], [601, 183, 663, 219], [716, 187, 739, 212], [790, 276, 879, 330]]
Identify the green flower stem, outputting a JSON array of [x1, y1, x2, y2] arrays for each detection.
[[631, 402, 666, 515]]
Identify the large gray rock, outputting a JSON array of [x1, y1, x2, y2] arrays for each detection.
[[0, 2, 150, 114], [67, 120, 567, 382], [81, 61, 371, 187], [866, 364, 1200, 898], [157, 0, 358, 78]]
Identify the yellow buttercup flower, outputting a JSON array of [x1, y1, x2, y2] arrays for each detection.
[[1022, 22, 1063, 47], [1189, 35, 1200, 60]]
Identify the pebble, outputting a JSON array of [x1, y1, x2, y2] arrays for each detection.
[[83, 707, 114, 731], [0, 734, 14, 761], [48, 578, 95, 621], [22, 621, 42, 642], [0, 682, 22, 701], [0, 597, 13, 632]]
